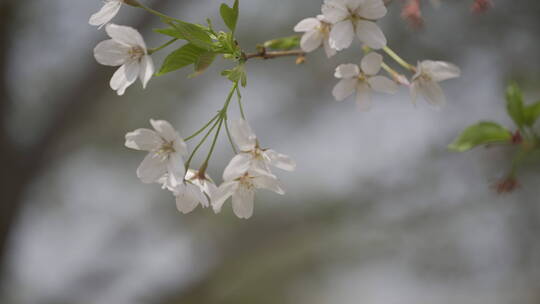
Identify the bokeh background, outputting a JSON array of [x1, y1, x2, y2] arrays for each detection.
[[1, 0, 540, 303]]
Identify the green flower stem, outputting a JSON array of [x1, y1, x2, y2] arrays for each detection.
[[236, 86, 246, 119], [383, 46, 416, 72], [381, 62, 407, 83], [138, 2, 183, 23], [185, 117, 221, 170], [184, 113, 220, 142], [148, 38, 178, 55], [202, 82, 239, 167]]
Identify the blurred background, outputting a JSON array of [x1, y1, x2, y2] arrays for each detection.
[[1, 0, 540, 303]]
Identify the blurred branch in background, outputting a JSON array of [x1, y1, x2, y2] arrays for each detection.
[[0, 0, 175, 277]]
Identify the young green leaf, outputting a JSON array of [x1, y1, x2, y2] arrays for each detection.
[[157, 43, 207, 76], [189, 52, 217, 78], [523, 100, 540, 126], [263, 36, 301, 51], [170, 21, 214, 50], [221, 64, 246, 87], [154, 28, 186, 40], [220, 0, 239, 32], [506, 83, 525, 128], [449, 121, 512, 152]]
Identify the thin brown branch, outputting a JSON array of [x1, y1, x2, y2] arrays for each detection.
[[245, 49, 306, 61]]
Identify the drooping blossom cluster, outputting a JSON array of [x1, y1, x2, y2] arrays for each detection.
[[125, 119, 295, 219]]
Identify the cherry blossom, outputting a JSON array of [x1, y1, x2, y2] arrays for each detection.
[[411, 60, 461, 107], [223, 119, 296, 177], [89, 0, 124, 29], [294, 15, 337, 58], [94, 24, 154, 95], [332, 52, 398, 110], [212, 169, 284, 219], [125, 119, 187, 186], [322, 0, 388, 50]]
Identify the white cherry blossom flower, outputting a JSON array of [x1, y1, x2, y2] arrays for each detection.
[[158, 170, 218, 214], [322, 0, 387, 50], [212, 169, 285, 219], [294, 15, 337, 58], [125, 119, 187, 186], [411, 60, 461, 107], [94, 24, 154, 95], [223, 119, 296, 178], [332, 52, 398, 110], [89, 0, 124, 28]]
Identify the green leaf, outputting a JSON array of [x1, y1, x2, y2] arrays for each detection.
[[220, 0, 239, 32], [449, 121, 512, 152], [506, 82, 525, 128], [154, 28, 185, 40], [189, 52, 217, 78], [523, 100, 540, 126], [157, 43, 207, 75], [170, 21, 214, 50], [263, 36, 301, 51]]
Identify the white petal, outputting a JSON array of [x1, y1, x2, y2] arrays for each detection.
[[199, 180, 217, 207], [355, 20, 387, 50], [212, 181, 238, 213], [110, 64, 137, 96], [322, 2, 349, 23], [332, 78, 357, 101], [300, 30, 324, 53], [232, 185, 255, 219], [105, 23, 146, 49], [223, 153, 252, 181], [264, 150, 296, 171], [93, 40, 129, 66], [356, 82, 372, 111], [125, 128, 162, 151], [137, 153, 167, 183], [334, 64, 360, 79], [368, 76, 398, 94], [175, 183, 203, 214], [166, 152, 186, 187], [358, 0, 387, 20], [410, 82, 419, 105], [323, 38, 338, 58], [150, 119, 180, 143], [361, 52, 383, 75], [173, 139, 188, 158], [89, 1, 122, 28], [138, 55, 154, 89], [416, 79, 446, 107], [420, 60, 461, 82], [294, 18, 320, 32], [329, 20, 355, 50], [344, 0, 364, 11], [230, 119, 257, 151], [253, 175, 285, 195]]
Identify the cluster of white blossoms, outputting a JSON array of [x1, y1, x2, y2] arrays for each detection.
[[295, 0, 461, 109], [125, 119, 295, 219], [91, 0, 154, 96]]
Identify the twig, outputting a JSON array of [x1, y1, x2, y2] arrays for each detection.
[[245, 49, 306, 61]]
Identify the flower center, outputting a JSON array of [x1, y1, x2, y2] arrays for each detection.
[[238, 173, 255, 190], [128, 46, 145, 61], [157, 141, 175, 156]]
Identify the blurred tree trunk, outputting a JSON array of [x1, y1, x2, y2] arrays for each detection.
[[0, 0, 172, 277]]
